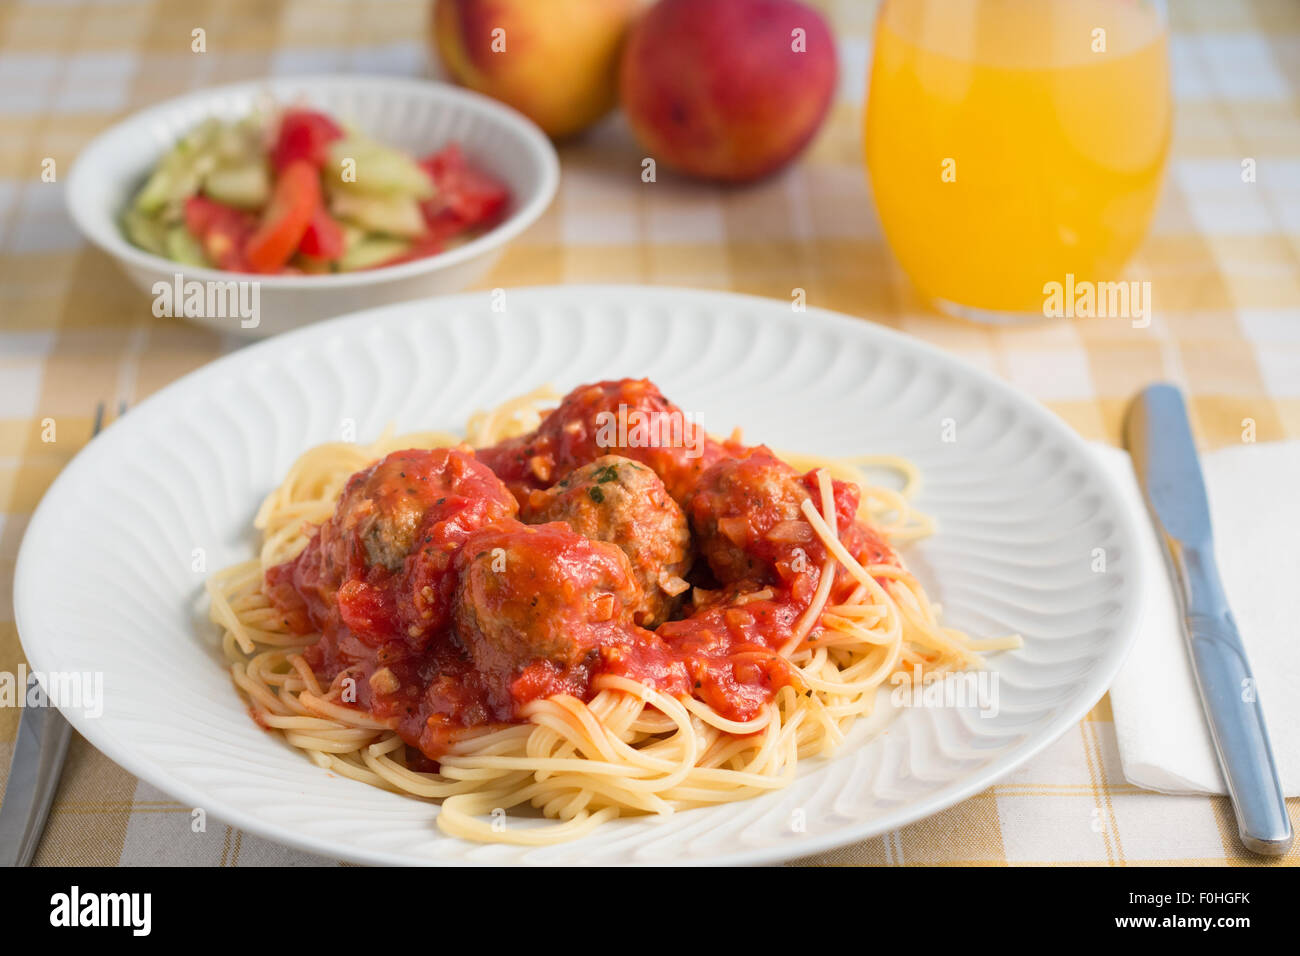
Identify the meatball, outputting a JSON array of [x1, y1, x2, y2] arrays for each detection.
[[268, 447, 518, 641], [688, 447, 818, 586], [334, 450, 454, 572], [689, 447, 895, 598], [476, 379, 732, 505], [523, 456, 692, 627], [453, 520, 643, 708], [327, 447, 517, 572]]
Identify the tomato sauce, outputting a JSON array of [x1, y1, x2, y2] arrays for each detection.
[[656, 467, 897, 721], [265, 388, 900, 761]]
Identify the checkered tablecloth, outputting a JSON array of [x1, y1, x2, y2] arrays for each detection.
[[1, 0, 1297, 866]]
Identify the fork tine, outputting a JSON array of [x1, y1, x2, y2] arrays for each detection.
[[92, 401, 106, 438]]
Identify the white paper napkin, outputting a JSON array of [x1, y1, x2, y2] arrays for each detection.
[[1098, 441, 1300, 796]]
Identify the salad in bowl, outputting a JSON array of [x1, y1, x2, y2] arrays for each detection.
[[66, 75, 559, 337], [123, 106, 510, 276]]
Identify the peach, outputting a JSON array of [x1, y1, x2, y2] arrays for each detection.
[[620, 0, 837, 182], [433, 0, 637, 140]]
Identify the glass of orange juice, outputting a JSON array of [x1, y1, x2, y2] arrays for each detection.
[[865, 0, 1171, 322]]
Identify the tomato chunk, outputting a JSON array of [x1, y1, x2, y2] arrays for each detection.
[[419, 144, 509, 230], [336, 578, 399, 646], [244, 161, 320, 273], [183, 195, 257, 271], [271, 108, 343, 171], [298, 203, 345, 260]]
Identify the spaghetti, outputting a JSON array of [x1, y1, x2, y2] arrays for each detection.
[[207, 382, 1016, 845]]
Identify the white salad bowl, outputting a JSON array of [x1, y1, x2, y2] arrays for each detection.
[[65, 74, 560, 338]]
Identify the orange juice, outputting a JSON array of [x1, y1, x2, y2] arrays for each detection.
[[865, 0, 1171, 317]]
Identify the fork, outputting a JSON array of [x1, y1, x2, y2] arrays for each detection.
[[0, 400, 123, 866]]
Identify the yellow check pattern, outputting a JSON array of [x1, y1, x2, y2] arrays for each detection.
[[0, 0, 1297, 866]]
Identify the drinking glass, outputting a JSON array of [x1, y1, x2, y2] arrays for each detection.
[[865, 0, 1171, 322]]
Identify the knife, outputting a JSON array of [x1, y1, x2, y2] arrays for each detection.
[[1125, 383, 1292, 856]]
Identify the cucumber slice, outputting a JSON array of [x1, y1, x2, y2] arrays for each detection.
[[133, 119, 222, 214], [330, 192, 425, 238], [212, 115, 265, 164], [325, 137, 434, 199], [203, 162, 270, 209], [337, 236, 410, 272], [340, 224, 366, 250], [163, 225, 209, 266], [122, 207, 169, 256]]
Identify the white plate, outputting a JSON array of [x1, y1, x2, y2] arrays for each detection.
[[14, 287, 1144, 866], [66, 74, 559, 338]]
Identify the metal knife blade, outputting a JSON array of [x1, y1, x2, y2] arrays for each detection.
[[1127, 385, 1213, 550], [1125, 383, 1292, 856]]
